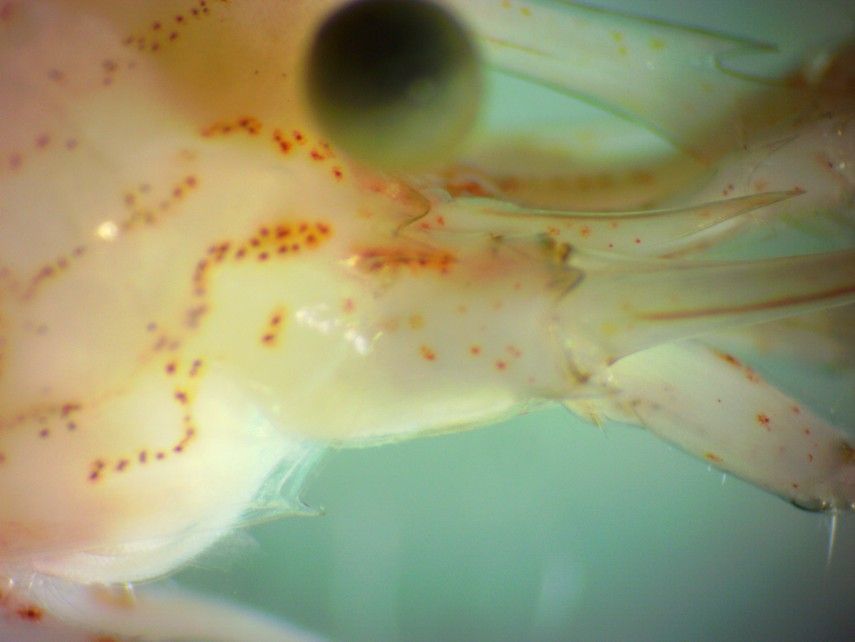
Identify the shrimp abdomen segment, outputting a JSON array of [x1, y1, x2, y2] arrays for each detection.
[[0, 362, 319, 585], [0, 573, 320, 642]]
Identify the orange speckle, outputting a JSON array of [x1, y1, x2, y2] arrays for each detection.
[[446, 179, 491, 197], [260, 307, 286, 347], [222, 219, 330, 265], [60, 402, 80, 417], [184, 304, 208, 329], [420, 345, 436, 361], [273, 129, 292, 153], [0, 3, 15, 23], [16, 605, 43, 621], [718, 352, 739, 366], [408, 314, 424, 330], [756, 413, 771, 430], [714, 350, 759, 382], [188, 358, 203, 377], [203, 116, 262, 138], [704, 452, 723, 463], [495, 360, 507, 371], [355, 247, 455, 275], [469, 345, 481, 356]]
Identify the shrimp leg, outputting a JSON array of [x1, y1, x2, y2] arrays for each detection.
[[566, 340, 854, 511]]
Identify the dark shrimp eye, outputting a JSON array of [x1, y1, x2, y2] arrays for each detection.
[[305, 0, 481, 170]]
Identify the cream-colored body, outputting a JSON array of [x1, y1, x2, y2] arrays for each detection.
[[0, 1, 853, 639]]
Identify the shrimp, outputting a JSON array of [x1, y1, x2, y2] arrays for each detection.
[[0, 1, 852, 639]]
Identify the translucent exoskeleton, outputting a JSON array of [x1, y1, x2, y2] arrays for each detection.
[[0, 1, 853, 640]]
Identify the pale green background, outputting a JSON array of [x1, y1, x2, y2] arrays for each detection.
[[178, 2, 855, 640]]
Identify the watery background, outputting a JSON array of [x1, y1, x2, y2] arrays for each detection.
[[177, 1, 855, 640]]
